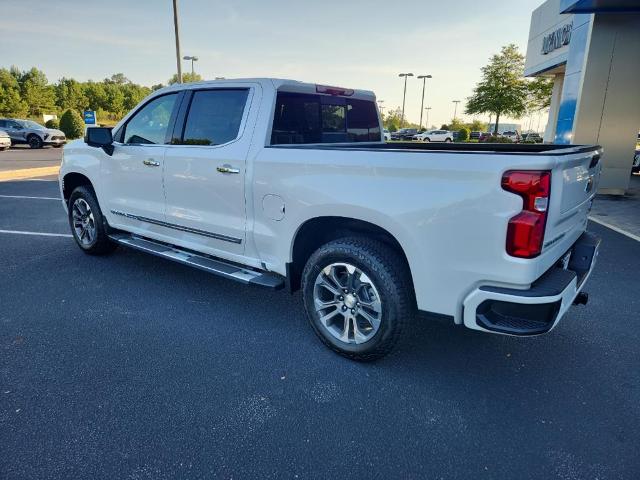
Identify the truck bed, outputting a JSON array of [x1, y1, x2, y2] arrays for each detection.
[[267, 142, 600, 156]]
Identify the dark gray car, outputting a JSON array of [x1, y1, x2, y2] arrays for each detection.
[[0, 118, 66, 149]]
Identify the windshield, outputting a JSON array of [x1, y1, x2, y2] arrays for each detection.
[[19, 120, 46, 130]]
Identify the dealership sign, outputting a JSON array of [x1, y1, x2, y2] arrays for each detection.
[[541, 22, 573, 55]]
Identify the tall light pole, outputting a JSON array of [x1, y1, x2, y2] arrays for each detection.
[[452, 100, 461, 121], [398, 73, 413, 127], [172, 0, 182, 84], [424, 107, 432, 129], [417, 75, 432, 130], [183, 55, 198, 76]]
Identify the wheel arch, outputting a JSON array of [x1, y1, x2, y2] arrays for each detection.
[[287, 216, 415, 298], [62, 172, 95, 204]]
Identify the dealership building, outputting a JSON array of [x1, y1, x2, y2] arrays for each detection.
[[525, 0, 640, 194]]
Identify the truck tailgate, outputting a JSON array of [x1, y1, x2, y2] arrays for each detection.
[[544, 148, 601, 253]]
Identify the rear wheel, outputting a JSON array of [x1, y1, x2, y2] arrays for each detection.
[[302, 237, 413, 361], [68, 186, 117, 255], [445, 138, 452, 143], [424, 138, 430, 142], [28, 134, 43, 149]]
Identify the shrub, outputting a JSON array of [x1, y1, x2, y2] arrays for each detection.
[[59, 109, 85, 139], [45, 118, 59, 129], [457, 128, 470, 142]]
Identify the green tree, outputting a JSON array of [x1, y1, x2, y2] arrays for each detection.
[[468, 119, 488, 132], [59, 109, 85, 139], [104, 83, 125, 116], [525, 77, 553, 113], [168, 72, 203, 85], [56, 77, 87, 112], [105, 73, 130, 85], [465, 44, 528, 135], [457, 127, 470, 142], [84, 81, 108, 111], [0, 69, 28, 116], [18, 67, 56, 116], [122, 83, 151, 111]]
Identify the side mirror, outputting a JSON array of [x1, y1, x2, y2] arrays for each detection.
[[85, 127, 114, 155]]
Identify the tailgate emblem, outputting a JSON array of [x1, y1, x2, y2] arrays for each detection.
[[585, 176, 594, 193]]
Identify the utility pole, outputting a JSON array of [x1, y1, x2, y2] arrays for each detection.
[[424, 107, 432, 129], [398, 73, 413, 127], [172, 0, 183, 83], [417, 75, 432, 130], [452, 100, 461, 121]]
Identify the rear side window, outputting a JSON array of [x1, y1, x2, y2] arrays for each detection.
[[179, 89, 249, 146], [271, 92, 380, 145]]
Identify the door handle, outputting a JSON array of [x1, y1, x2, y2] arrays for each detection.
[[143, 159, 160, 167], [217, 165, 240, 174]]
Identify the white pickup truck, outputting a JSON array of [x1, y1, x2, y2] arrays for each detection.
[[59, 78, 601, 360]]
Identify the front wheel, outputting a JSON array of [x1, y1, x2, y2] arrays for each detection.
[[424, 138, 430, 142], [445, 138, 452, 143], [302, 237, 413, 361], [68, 186, 117, 255], [28, 135, 43, 149]]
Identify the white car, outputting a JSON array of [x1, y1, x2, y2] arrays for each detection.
[[0, 130, 10, 151], [383, 129, 391, 141], [413, 129, 454, 142], [501, 130, 522, 142], [59, 78, 601, 360]]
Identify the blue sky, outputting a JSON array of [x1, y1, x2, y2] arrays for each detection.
[[2, 0, 545, 128]]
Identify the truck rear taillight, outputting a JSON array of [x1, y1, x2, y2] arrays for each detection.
[[502, 170, 551, 258]]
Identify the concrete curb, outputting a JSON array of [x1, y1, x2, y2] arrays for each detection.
[[0, 166, 60, 182]]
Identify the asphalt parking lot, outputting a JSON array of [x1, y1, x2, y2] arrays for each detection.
[[1, 161, 639, 479], [0, 145, 62, 172]]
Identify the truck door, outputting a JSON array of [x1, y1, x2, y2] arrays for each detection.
[[162, 85, 258, 257]]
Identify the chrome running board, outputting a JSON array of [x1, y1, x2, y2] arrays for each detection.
[[109, 233, 284, 289]]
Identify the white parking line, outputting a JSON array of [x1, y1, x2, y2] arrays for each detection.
[[589, 216, 640, 243], [0, 195, 61, 201], [0, 229, 72, 238]]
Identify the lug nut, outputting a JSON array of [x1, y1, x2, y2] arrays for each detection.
[[339, 296, 343, 301], [342, 305, 347, 311], [351, 308, 356, 314]]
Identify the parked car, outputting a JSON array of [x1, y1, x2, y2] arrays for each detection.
[[383, 129, 391, 141], [470, 131, 483, 140], [478, 132, 493, 142], [633, 148, 640, 174], [522, 132, 543, 143], [0, 130, 10, 151], [60, 78, 601, 360], [501, 130, 521, 142], [413, 129, 454, 142], [391, 128, 419, 141], [0, 118, 66, 149]]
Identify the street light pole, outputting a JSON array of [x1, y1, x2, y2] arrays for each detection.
[[424, 107, 432, 129], [183, 55, 199, 76], [398, 73, 413, 127], [172, 0, 182, 84], [452, 100, 461, 121], [417, 75, 432, 130]]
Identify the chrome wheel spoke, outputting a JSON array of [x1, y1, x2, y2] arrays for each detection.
[[313, 262, 383, 346]]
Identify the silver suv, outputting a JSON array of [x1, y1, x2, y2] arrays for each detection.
[[0, 118, 66, 149]]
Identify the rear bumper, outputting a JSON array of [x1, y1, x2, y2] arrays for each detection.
[[462, 231, 601, 336]]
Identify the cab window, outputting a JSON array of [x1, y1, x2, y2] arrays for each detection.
[[123, 94, 178, 145]]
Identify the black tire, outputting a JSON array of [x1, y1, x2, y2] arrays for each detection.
[[424, 138, 430, 142], [53, 144, 64, 148], [301, 237, 413, 361], [445, 138, 452, 143], [68, 186, 117, 255], [27, 134, 43, 149]]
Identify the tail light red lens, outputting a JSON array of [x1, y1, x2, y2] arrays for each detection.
[[502, 171, 551, 258]]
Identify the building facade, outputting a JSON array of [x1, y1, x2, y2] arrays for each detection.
[[525, 0, 640, 194]]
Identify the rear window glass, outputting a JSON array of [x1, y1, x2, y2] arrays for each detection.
[[271, 92, 380, 145], [180, 89, 248, 146]]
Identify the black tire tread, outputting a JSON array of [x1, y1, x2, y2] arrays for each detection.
[[68, 186, 117, 256], [302, 236, 414, 361]]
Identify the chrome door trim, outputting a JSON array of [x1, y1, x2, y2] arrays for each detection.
[[110, 209, 242, 244]]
